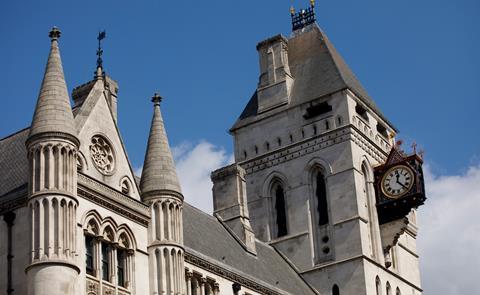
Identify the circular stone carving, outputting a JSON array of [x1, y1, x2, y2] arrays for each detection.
[[89, 135, 115, 175]]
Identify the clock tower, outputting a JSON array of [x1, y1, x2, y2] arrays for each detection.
[[228, 3, 425, 295]]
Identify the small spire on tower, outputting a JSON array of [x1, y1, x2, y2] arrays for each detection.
[[140, 92, 182, 201], [28, 26, 77, 144]]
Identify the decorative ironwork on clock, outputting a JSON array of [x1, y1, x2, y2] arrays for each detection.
[[89, 135, 116, 175]]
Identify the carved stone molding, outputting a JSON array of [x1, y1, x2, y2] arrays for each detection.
[[78, 174, 149, 226]]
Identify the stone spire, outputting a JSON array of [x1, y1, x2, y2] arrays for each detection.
[[140, 93, 182, 200], [28, 26, 77, 143]]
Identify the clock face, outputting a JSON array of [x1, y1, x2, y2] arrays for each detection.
[[381, 165, 414, 199]]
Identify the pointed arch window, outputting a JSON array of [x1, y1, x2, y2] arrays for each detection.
[[271, 181, 288, 238], [332, 284, 340, 295], [376, 276, 382, 295], [386, 282, 392, 295], [315, 171, 329, 226]]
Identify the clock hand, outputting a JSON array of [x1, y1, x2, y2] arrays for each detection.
[[396, 180, 408, 189]]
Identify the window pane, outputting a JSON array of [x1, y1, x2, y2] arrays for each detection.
[[101, 242, 109, 281], [117, 249, 125, 287], [85, 235, 94, 276]]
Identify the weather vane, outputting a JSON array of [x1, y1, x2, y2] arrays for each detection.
[[96, 30, 106, 69]]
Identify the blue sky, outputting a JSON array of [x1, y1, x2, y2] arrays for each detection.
[[1, 1, 479, 294], [0, 0, 478, 175]]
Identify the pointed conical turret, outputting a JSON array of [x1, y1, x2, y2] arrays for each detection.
[[140, 93, 182, 200], [28, 27, 77, 143]]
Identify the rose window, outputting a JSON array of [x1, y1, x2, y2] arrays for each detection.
[[89, 135, 115, 175]]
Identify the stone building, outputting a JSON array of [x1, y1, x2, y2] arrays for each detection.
[[0, 5, 423, 295]]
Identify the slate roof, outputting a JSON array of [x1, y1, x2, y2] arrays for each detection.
[[183, 203, 315, 294], [233, 24, 395, 130], [0, 128, 29, 197]]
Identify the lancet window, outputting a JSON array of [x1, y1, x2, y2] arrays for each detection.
[[271, 180, 288, 238]]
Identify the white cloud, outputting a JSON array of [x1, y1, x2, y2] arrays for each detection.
[[174, 140, 233, 214], [418, 164, 480, 295]]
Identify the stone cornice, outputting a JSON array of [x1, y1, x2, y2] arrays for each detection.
[[184, 251, 286, 295], [77, 173, 149, 226], [239, 124, 389, 175]]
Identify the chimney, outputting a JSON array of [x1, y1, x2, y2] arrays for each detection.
[[256, 34, 294, 113], [211, 164, 256, 254]]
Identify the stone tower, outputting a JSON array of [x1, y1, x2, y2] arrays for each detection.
[[25, 27, 80, 294], [230, 12, 422, 295], [140, 93, 185, 295]]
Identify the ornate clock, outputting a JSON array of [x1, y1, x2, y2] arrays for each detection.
[[374, 146, 426, 224]]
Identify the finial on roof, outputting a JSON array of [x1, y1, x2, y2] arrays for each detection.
[[290, 5, 295, 15], [310, 0, 315, 7], [95, 30, 106, 79], [152, 92, 163, 105], [49, 26, 61, 41]]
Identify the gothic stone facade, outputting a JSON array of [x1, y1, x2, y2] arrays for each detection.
[[0, 22, 422, 295]]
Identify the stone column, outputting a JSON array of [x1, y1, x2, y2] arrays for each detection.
[[200, 278, 207, 295], [186, 271, 193, 295]]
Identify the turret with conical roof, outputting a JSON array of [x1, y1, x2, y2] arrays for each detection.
[[25, 27, 80, 295], [140, 93, 182, 201], [140, 93, 185, 295]]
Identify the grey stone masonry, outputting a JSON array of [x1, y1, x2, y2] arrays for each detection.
[[28, 27, 77, 141], [140, 93, 182, 200]]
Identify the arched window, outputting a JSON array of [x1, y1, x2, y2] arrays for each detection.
[[332, 284, 340, 295], [316, 172, 329, 226], [376, 276, 382, 295], [396, 287, 401, 295], [386, 282, 392, 295], [272, 182, 288, 238]]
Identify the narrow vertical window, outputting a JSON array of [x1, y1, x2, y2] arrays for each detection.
[[386, 282, 392, 295], [117, 249, 126, 287], [316, 172, 329, 226], [275, 185, 287, 237], [396, 287, 401, 295], [85, 235, 94, 276], [325, 120, 330, 130], [332, 284, 340, 295], [376, 276, 382, 295], [101, 242, 110, 281]]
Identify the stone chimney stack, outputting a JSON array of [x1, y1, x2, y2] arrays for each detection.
[[211, 164, 256, 254], [256, 34, 294, 113]]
